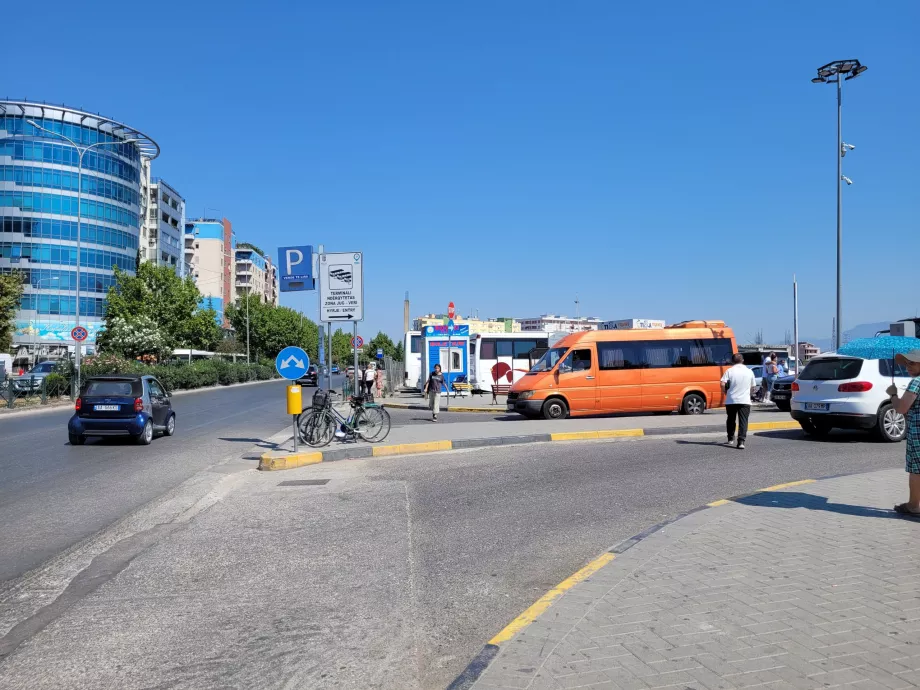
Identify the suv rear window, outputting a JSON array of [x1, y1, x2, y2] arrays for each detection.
[[799, 358, 863, 381], [84, 379, 143, 396], [879, 359, 911, 378]]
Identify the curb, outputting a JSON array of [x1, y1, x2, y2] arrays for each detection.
[[381, 402, 503, 413], [257, 420, 802, 470], [446, 471, 852, 690]]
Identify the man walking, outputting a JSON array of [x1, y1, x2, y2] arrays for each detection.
[[762, 352, 779, 402], [722, 353, 757, 449]]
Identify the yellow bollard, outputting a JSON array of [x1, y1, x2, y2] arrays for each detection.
[[287, 385, 302, 414]]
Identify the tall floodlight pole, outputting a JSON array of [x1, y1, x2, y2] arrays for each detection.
[[26, 121, 141, 391], [811, 59, 867, 350]]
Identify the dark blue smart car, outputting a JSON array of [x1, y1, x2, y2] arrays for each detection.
[[68, 375, 175, 446]]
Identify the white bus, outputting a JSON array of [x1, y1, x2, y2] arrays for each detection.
[[403, 330, 422, 389], [470, 332, 562, 392]]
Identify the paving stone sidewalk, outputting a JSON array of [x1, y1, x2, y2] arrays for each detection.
[[470, 468, 920, 690]]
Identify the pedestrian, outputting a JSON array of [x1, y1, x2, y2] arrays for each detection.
[[721, 353, 757, 450], [762, 352, 779, 402], [887, 350, 920, 516], [778, 359, 788, 376], [423, 363, 444, 422], [363, 363, 376, 396], [375, 362, 384, 398]]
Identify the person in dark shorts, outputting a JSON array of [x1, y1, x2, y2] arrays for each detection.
[[721, 353, 757, 450], [887, 350, 920, 516]]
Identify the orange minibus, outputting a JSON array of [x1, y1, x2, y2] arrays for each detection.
[[507, 321, 736, 419]]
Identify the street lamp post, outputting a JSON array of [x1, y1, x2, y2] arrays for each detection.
[[246, 287, 251, 364], [25, 119, 139, 390], [811, 60, 867, 350]]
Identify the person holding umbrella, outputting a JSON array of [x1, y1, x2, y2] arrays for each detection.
[[887, 350, 920, 516]]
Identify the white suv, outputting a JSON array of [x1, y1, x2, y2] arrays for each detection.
[[791, 354, 908, 442]]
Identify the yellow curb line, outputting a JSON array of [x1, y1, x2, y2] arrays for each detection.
[[707, 478, 816, 507], [372, 440, 453, 457], [748, 420, 801, 430], [488, 552, 616, 645], [258, 451, 323, 471], [551, 429, 645, 441]]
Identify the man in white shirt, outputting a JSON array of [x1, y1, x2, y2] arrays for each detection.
[[721, 353, 757, 450]]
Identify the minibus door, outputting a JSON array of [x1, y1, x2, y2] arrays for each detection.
[[555, 347, 597, 413]]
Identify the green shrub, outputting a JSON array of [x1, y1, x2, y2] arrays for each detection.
[[77, 357, 277, 393], [44, 373, 70, 398]]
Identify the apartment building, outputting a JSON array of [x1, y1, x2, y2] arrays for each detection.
[[412, 314, 520, 334], [141, 175, 185, 274], [234, 243, 279, 306], [185, 218, 235, 326], [518, 314, 603, 332]]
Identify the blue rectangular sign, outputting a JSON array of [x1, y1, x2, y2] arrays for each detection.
[[278, 245, 315, 292]]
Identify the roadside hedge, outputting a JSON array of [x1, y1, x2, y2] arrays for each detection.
[[80, 355, 277, 392]]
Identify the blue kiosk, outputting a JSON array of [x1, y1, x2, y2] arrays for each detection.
[[420, 324, 470, 394]]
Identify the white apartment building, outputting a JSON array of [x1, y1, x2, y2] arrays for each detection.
[[141, 176, 185, 274], [518, 314, 603, 332]]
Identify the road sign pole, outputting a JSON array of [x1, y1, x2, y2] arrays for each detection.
[[353, 322, 359, 397], [446, 329, 451, 411], [327, 322, 332, 390]]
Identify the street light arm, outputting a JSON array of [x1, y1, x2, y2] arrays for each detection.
[[26, 119, 79, 150]]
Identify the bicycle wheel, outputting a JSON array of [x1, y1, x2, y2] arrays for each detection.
[[355, 406, 391, 442], [299, 410, 336, 447]]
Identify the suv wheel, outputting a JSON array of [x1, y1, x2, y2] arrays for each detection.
[[876, 403, 906, 442], [799, 418, 831, 437]]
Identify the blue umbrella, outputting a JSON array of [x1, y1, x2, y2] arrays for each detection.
[[836, 335, 920, 361]]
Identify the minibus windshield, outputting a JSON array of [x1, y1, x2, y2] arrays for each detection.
[[530, 347, 568, 373]]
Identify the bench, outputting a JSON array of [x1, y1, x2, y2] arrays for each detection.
[[491, 384, 512, 405], [451, 381, 473, 396]]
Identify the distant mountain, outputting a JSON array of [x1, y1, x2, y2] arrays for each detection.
[[805, 321, 894, 352]]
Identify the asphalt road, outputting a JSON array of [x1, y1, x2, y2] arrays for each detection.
[[0, 426, 904, 689], [0, 378, 328, 584]]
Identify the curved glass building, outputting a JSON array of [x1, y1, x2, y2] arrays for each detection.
[[0, 100, 158, 361]]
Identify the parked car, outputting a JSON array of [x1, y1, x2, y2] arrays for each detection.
[[770, 374, 795, 411], [746, 364, 764, 390], [12, 360, 58, 392], [68, 375, 175, 446], [331, 365, 339, 374], [790, 354, 908, 442], [297, 365, 319, 387]]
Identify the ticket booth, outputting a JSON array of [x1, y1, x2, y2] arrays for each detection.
[[420, 325, 470, 394]]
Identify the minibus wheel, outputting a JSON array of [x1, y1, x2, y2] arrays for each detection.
[[680, 393, 706, 415], [542, 398, 568, 420]]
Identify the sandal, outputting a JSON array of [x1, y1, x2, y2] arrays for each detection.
[[893, 503, 920, 517]]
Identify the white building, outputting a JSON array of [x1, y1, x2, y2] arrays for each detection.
[[518, 314, 603, 332], [141, 177, 186, 275]]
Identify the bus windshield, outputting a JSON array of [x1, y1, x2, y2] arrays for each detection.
[[530, 347, 568, 373]]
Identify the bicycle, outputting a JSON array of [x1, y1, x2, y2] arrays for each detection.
[[299, 389, 391, 447]]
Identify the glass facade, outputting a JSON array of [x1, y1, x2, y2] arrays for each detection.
[[0, 102, 155, 347]]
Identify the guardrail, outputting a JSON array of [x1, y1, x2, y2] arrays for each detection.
[[1, 375, 76, 409]]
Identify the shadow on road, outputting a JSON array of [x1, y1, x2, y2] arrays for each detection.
[[218, 437, 272, 446], [736, 490, 910, 521], [753, 429, 879, 444], [673, 439, 731, 447]]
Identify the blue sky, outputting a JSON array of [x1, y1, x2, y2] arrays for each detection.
[[6, 0, 918, 344]]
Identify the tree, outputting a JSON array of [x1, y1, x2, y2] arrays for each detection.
[[103, 263, 218, 352], [225, 293, 319, 363], [394, 341, 405, 362], [362, 331, 399, 361], [0, 271, 24, 353], [100, 315, 170, 360], [331, 328, 352, 366]]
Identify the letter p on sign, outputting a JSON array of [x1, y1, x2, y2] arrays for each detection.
[[285, 249, 304, 275], [278, 245, 314, 292]]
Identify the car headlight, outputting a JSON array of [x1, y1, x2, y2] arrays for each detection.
[[518, 390, 534, 400]]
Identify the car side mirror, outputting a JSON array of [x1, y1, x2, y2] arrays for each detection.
[[166, 391, 173, 398]]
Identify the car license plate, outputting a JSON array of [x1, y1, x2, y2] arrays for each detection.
[[94, 404, 120, 411], [805, 403, 829, 411]]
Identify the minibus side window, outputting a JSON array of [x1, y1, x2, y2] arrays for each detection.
[[560, 349, 592, 373]]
